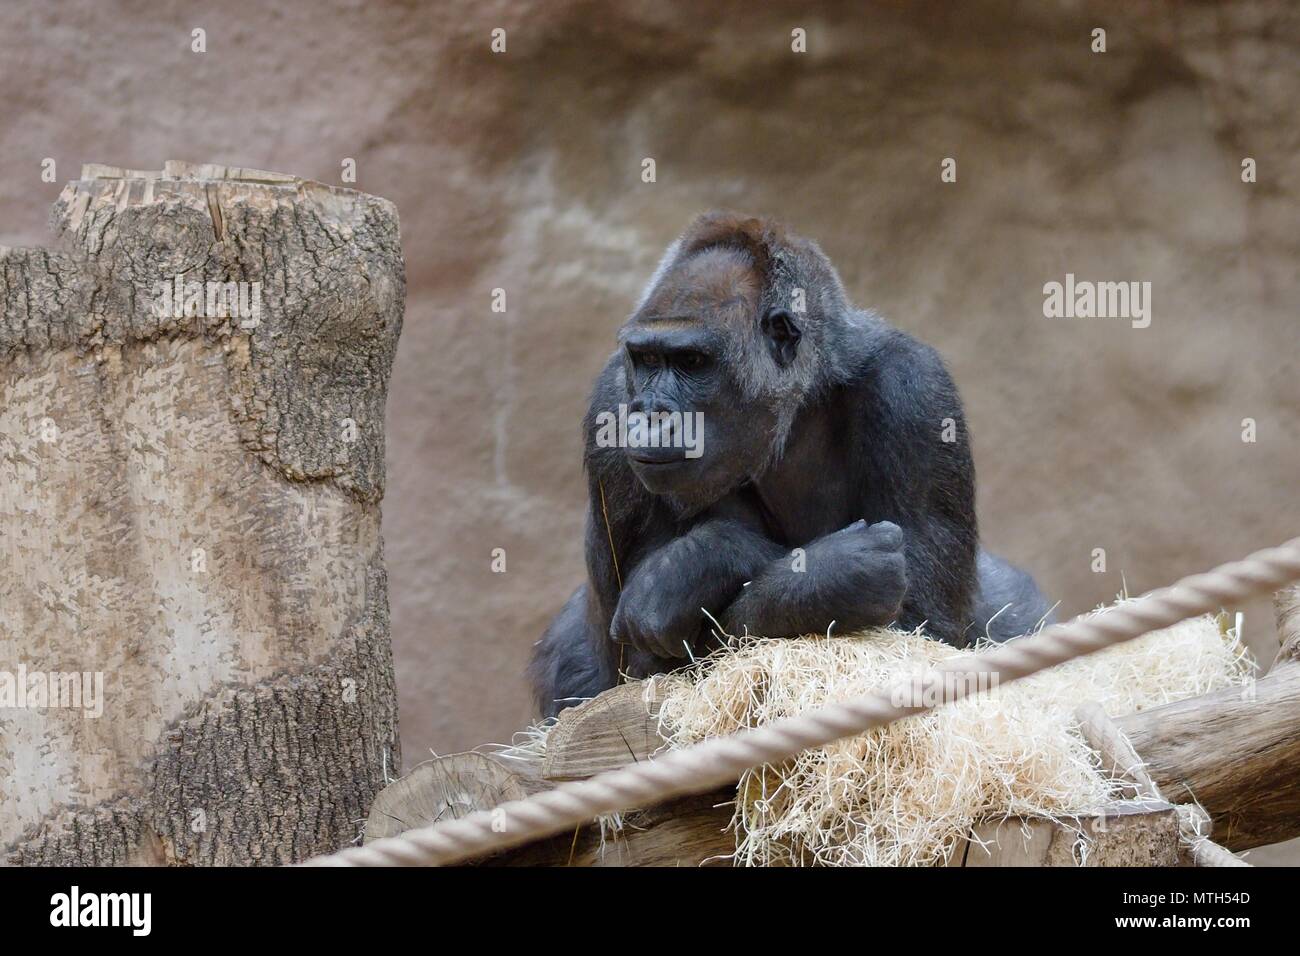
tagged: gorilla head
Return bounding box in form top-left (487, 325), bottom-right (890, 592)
top-left (609, 213), bottom-right (855, 513)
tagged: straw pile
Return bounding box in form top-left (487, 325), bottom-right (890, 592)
top-left (651, 609), bottom-right (1251, 866)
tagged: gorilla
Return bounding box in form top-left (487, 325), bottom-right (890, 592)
top-left (530, 213), bottom-right (1052, 717)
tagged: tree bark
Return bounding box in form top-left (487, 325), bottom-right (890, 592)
top-left (0, 161), bottom-right (404, 865)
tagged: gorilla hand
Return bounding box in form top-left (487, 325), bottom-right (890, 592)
top-left (721, 520), bottom-right (908, 638)
top-left (610, 514), bottom-right (785, 659)
top-left (807, 520), bottom-right (908, 628)
top-left (609, 565), bottom-right (707, 661)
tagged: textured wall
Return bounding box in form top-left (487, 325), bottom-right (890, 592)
top-left (1, 0), bottom-right (1296, 806)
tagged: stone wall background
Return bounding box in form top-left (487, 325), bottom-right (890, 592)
top-left (1, 0), bottom-right (1296, 856)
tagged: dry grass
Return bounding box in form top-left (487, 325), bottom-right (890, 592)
top-left (651, 608), bottom-right (1251, 866)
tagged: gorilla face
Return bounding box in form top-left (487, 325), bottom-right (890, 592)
top-left (619, 326), bottom-right (756, 497)
top-left (614, 247), bottom-right (791, 507)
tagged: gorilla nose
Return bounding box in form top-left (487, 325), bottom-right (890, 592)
top-left (629, 396), bottom-right (672, 415)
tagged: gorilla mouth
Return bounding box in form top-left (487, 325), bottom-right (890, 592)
top-left (629, 452), bottom-right (689, 466)
top-left (626, 447), bottom-right (691, 463)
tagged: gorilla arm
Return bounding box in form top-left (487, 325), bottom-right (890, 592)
top-left (609, 494), bottom-right (785, 659)
top-left (719, 519), bottom-right (908, 638)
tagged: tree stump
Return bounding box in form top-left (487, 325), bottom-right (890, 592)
top-left (0, 161), bottom-right (405, 865)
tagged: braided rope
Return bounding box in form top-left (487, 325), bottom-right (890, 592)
top-left (1075, 701), bottom-right (1162, 797)
top-left (307, 537), bottom-right (1300, 866)
top-left (1176, 805), bottom-right (1251, 867)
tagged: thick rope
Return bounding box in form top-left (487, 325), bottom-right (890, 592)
top-left (1074, 701), bottom-right (1164, 797)
top-left (1176, 806), bottom-right (1250, 867)
top-left (307, 536), bottom-right (1300, 866)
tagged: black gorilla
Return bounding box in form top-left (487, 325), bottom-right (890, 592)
top-left (530, 213), bottom-right (1051, 717)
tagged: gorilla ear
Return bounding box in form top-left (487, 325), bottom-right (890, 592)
top-left (760, 309), bottom-right (802, 367)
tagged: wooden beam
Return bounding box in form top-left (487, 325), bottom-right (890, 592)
top-left (1273, 584), bottom-right (1300, 668)
top-left (535, 663), bottom-right (1300, 854)
top-left (1116, 660), bottom-right (1300, 850)
top-left (368, 632), bottom-right (1300, 863)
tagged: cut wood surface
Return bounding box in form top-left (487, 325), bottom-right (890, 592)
top-left (365, 754), bottom-right (531, 843)
top-left (541, 680), bottom-right (667, 780)
top-left (960, 800), bottom-right (1183, 866)
top-left (1274, 584), bottom-right (1300, 667)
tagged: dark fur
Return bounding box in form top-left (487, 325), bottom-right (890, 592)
top-left (530, 213), bottom-right (1052, 717)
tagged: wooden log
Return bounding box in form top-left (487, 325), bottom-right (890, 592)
top-left (1, 162), bottom-right (405, 865)
top-left (541, 680), bottom-right (666, 780)
top-left (370, 747), bottom-right (1182, 866)
top-left (368, 689), bottom-right (1195, 867)
top-left (529, 661), bottom-right (1300, 859)
top-left (364, 754), bottom-right (532, 843)
top-left (497, 792), bottom-right (736, 867)
top-left (576, 794), bottom-right (735, 866)
top-left (495, 799), bottom-right (1179, 867)
top-left (370, 622), bottom-right (1300, 864)
top-left (372, 595), bottom-right (1300, 868)
top-left (535, 664), bottom-right (1300, 854)
top-left (1115, 659), bottom-right (1300, 850)
top-left (365, 749), bottom-right (735, 866)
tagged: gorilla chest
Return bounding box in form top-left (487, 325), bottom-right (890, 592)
top-left (752, 463), bottom-right (869, 546)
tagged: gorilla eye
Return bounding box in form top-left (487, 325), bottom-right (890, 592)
top-left (677, 351), bottom-right (710, 371)
top-left (638, 350), bottom-right (662, 368)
